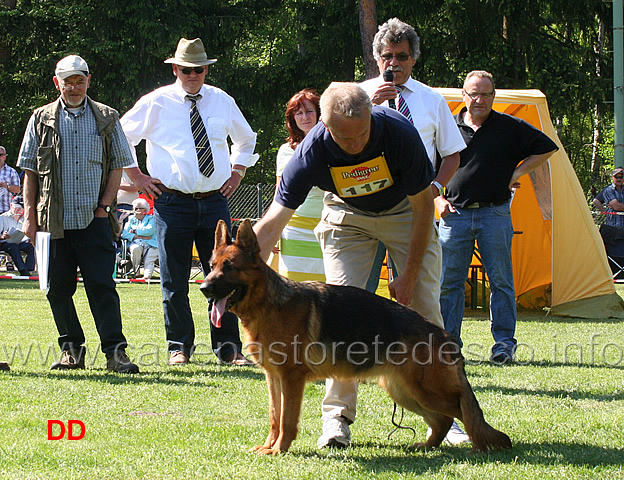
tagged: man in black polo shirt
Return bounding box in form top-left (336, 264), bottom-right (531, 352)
top-left (437, 70), bottom-right (558, 365)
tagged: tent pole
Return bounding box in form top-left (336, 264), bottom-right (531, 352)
top-left (615, 0), bottom-right (624, 167)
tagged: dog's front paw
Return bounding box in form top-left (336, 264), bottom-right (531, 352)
top-left (409, 441), bottom-right (433, 451)
top-left (250, 445), bottom-right (285, 455)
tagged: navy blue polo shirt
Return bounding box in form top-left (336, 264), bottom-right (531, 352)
top-left (276, 106), bottom-right (433, 213)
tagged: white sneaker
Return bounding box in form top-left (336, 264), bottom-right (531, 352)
top-left (445, 420), bottom-right (471, 445)
top-left (317, 416), bottom-right (351, 449)
top-left (426, 420), bottom-right (471, 445)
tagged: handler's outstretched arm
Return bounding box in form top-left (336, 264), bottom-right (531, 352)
top-left (253, 201), bottom-right (295, 262)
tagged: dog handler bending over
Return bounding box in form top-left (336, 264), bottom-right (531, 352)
top-left (254, 82), bottom-right (440, 449)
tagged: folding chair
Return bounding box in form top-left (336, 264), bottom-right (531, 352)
top-left (115, 239), bottom-right (133, 278)
top-left (599, 224), bottom-right (624, 282)
top-left (0, 252), bottom-right (11, 271)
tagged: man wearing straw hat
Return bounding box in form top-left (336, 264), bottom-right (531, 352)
top-left (122, 38), bottom-right (258, 366)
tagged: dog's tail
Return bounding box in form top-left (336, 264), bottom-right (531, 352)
top-left (458, 364), bottom-right (512, 452)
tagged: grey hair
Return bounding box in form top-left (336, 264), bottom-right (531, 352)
top-left (320, 82), bottom-right (372, 128)
top-left (132, 198), bottom-right (150, 211)
top-left (372, 18), bottom-right (421, 61)
top-left (464, 70), bottom-right (496, 90)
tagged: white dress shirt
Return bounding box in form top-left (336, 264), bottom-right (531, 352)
top-left (121, 82), bottom-right (258, 193)
top-left (360, 76), bottom-right (466, 163)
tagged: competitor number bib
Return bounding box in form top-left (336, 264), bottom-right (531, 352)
top-left (329, 155), bottom-right (394, 198)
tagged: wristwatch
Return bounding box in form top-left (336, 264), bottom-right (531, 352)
top-left (98, 204), bottom-right (112, 213)
top-left (431, 180), bottom-right (444, 196)
top-left (232, 168), bottom-right (246, 178)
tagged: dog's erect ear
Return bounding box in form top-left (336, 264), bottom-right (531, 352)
top-left (235, 219), bottom-right (261, 256)
top-left (214, 219), bottom-right (232, 248)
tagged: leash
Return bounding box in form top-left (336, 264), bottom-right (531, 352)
top-left (383, 253), bottom-right (416, 442)
top-left (387, 402), bottom-right (416, 441)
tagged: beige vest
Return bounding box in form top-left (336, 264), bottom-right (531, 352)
top-left (31, 97), bottom-right (121, 239)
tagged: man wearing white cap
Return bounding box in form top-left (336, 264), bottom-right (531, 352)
top-left (122, 38), bottom-right (258, 366)
top-left (17, 54), bottom-right (139, 373)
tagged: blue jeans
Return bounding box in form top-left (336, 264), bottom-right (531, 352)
top-left (154, 192), bottom-right (242, 360)
top-left (0, 240), bottom-right (35, 272)
top-left (439, 202), bottom-right (517, 355)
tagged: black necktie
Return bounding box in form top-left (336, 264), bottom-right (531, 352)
top-left (186, 94), bottom-right (214, 177)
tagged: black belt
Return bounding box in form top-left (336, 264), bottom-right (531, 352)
top-left (465, 200), bottom-right (508, 209)
top-left (157, 184), bottom-right (218, 199)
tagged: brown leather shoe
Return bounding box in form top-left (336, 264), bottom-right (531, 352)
top-left (50, 350), bottom-right (86, 370)
top-left (168, 350), bottom-right (189, 366)
top-left (222, 352), bottom-right (254, 366)
top-left (106, 351), bottom-right (139, 374)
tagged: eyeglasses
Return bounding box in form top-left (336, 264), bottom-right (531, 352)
top-left (133, 207), bottom-right (147, 212)
top-left (180, 66), bottom-right (206, 75)
top-left (464, 90), bottom-right (495, 100)
top-left (614, 175), bottom-right (623, 179)
top-left (380, 53), bottom-right (411, 62)
top-left (60, 82), bottom-right (87, 91)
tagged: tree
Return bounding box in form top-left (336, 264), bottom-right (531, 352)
top-left (358, 0), bottom-right (378, 79)
top-left (0, 0), bottom-right (617, 197)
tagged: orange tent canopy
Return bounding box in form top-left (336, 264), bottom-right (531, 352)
top-left (435, 88), bottom-right (624, 317)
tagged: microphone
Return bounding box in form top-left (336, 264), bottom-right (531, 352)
top-left (383, 69), bottom-right (396, 109)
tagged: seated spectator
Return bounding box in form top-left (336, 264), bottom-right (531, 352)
top-left (0, 195), bottom-right (35, 276)
top-left (0, 146), bottom-right (21, 215)
top-left (138, 192), bottom-right (154, 214)
top-left (596, 168), bottom-right (624, 277)
top-left (594, 168), bottom-right (624, 224)
top-left (121, 198), bottom-right (158, 279)
top-left (117, 170), bottom-right (139, 227)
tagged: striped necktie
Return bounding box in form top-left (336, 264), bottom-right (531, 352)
top-left (396, 86), bottom-right (413, 124)
top-left (186, 94), bottom-right (214, 177)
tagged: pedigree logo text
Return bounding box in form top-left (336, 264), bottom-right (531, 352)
top-left (341, 164), bottom-right (380, 182)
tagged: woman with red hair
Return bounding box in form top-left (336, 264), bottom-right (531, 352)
top-left (274, 89), bottom-right (325, 281)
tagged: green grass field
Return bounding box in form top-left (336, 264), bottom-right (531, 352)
top-left (1, 279), bottom-right (623, 479)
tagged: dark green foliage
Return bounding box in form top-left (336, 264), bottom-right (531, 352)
top-left (0, 0), bottom-right (617, 194)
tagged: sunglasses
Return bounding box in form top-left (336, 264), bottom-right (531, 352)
top-left (180, 66), bottom-right (206, 75)
top-left (380, 53), bottom-right (411, 62)
top-left (614, 175), bottom-right (623, 179)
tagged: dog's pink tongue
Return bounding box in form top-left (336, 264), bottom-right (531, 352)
top-left (210, 297), bottom-right (229, 328)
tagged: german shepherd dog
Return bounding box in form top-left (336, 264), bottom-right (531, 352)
top-left (201, 219), bottom-right (512, 455)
